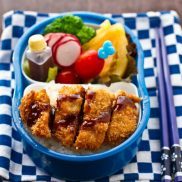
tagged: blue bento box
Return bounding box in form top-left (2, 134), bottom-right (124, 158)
top-left (12, 12), bottom-right (150, 181)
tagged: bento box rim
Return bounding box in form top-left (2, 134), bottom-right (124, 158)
top-left (12, 11), bottom-right (150, 162)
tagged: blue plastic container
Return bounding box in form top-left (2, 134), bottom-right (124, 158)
top-left (12, 12), bottom-right (150, 181)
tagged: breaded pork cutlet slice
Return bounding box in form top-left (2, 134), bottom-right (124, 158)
top-left (74, 87), bottom-right (114, 150)
top-left (106, 91), bottom-right (141, 145)
top-left (19, 89), bottom-right (51, 138)
top-left (54, 85), bottom-right (85, 147)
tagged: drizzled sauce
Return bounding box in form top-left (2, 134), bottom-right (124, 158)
top-left (114, 96), bottom-right (136, 111)
top-left (81, 111), bottom-right (111, 129)
top-left (54, 92), bottom-right (84, 131)
top-left (86, 91), bottom-right (95, 100)
top-left (85, 91), bottom-right (95, 112)
top-left (54, 115), bottom-right (77, 129)
top-left (58, 94), bottom-right (81, 101)
top-left (57, 94), bottom-right (81, 107)
top-left (27, 101), bottom-right (49, 127)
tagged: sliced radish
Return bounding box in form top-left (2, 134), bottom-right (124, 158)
top-left (46, 33), bottom-right (81, 67)
top-left (48, 33), bottom-right (66, 47)
top-left (52, 35), bottom-right (79, 55)
top-left (60, 35), bottom-right (75, 42)
top-left (51, 34), bottom-right (77, 54)
top-left (67, 34), bottom-right (80, 42)
top-left (53, 39), bottom-right (81, 67)
top-left (44, 33), bottom-right (79, 48)
top-left (44, 33), bottom-right (53, 44)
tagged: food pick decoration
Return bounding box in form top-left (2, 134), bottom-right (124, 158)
top-left (98, 40), bottom-right (115, 59)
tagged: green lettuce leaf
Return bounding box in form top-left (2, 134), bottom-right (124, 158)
top-left (23, 58), bottom-right (30, 77)
top-left (46, 67), bottom-right (58, 82)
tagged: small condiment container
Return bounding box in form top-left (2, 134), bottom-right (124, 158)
top-left (26, 34), bottom-right (53, 82)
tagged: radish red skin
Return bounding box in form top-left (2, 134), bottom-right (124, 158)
top-left (44, 33), bottom-right (82, 68)
top-left (52, 34), bottom-right (67, 62)
top-left (75, 50), bottom-right (104, 81)
top-left (53, 37), bottom-right (81, 67)
top-left (53, 40), bottom-right (80, 67)
top-left (55, 69), bottom-right (80, 84)
top-left (44, 33), bottom-right (53, 44)
top-left (44, 33), bottom-right (65, 46)
top-left (48, 33), bottom-right (66, 47)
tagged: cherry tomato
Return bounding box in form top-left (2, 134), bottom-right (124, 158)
top-left (74, 50), bottom-right (104, 81)
top-left (55, 69), bottom-right (80, 84)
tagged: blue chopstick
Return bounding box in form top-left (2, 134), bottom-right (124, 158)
top-left (159, 27), bottom-right (182, 182)
top-left (156, 27), bottom-right (182, 182)
top-left (155, 28), bottom-right (172, 182)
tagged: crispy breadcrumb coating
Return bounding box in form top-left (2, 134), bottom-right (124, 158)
top-left (19, 89), bottom-right (51, 138)
top-left (19, 86), bottom-right (140, 151)
top-left (74, 87), bottom-right (114, 150)
top-left (106, 90), bottom-right (140, 145)
top-left (54, 85), bottom-right (85, 147)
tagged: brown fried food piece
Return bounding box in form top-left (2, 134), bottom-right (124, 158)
top-left (54, 85), bottom-right (85, 147)
top-left (19, 89), bottom-right (51, 138)
top-left (74, 87), bottom-right (114, 150)
top-left (106, 90), bottom-right (140, 145)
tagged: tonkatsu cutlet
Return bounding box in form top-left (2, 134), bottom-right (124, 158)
top-left (54, 85), bottom-right (85, 147)
top-left (106, 91), bottom-right (140, 145)
top-left (74, 87), bottom-right (114, 150)
top-left (19, 89), bottom-right (51, 138)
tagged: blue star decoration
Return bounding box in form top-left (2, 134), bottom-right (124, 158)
top-left (98, 40), bottom-right (115, 59)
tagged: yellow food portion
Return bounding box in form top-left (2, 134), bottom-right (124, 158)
top-left (83, 20), bottom-right (129, 80)
top-left (29, 34), bottom-right (47, 52)
top-left (96, 19), bottom-right (111, 35)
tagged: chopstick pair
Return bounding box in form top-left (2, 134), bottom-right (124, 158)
top-left (155, 28), bottom-right (182, 182)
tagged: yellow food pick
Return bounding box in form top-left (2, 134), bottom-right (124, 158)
top-left (28, 34), bottom-right (47, 52)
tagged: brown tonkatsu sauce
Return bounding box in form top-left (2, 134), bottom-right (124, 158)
top-left (57, 94), bottom-right (83, 108)
top-left (85, 91), bottom-right (95, 112)
top-left (54, 115), bottom-right (77, 129)
top-left (27, 101), bottom-right (50, 127)
top-left (29, 57), bottom-right (54, 82)
top-left (114, 96), bottom-right (136, 111)
top-left (54, 93), bottom-right (84, 131)
top-left (86, 90), bottom-right (95, 100)
top-left (81, 111), bottom-right (111, 129)
top-left (57, 94), bottom-right (81, 103)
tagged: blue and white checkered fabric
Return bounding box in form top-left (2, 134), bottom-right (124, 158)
top-left (0, 10), bottom-right (182, 181)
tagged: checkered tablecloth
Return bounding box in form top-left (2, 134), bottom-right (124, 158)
top-left (0, 10), bottom-right (182, 181)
